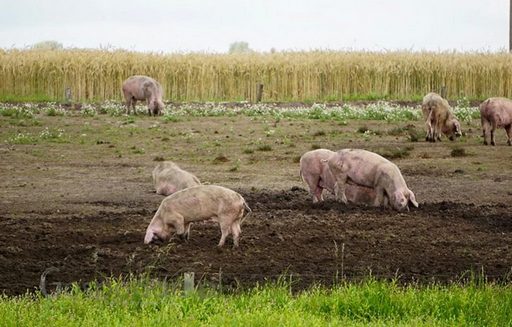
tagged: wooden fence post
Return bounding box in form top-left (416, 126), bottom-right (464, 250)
top-left (256, 83), bottom-right (264, 103)
top-left (184, 272), bottom-right (195, 295)
top-left (440, 85), bottom-right (447, 99)
top-left (64, 87), bottom-right (72, 103)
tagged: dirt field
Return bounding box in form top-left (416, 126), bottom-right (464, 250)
top-left (1, 105), bottom-right (511, 295)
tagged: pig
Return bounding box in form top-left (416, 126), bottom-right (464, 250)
top-left (299, 149), bottom-right (382, 206)
top-left (152, 161), bottom-right (201, 196)
top-left (144, 185), bottom-right (251, 247)
top-left (421, 92), bottom-right (462, 142)
top-left (327, 149), bottom-right (418, 211)
top-left (479, 97), bottom-right (512, 146)
top-left (122, 75), bottom-right (164, 116)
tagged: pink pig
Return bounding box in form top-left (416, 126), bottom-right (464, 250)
top-left (299, 149), bottom-right (380, 205)
top-left (480, 97), bottom-right (512, 146)
top-left (152, 161), bottom-right (201, 196)
top-left (327, 149), bottom-right (418, 211)
top-left (144, 185), bottom-right (251, 247)
top-left (122, 75), bottom-right (164, 116)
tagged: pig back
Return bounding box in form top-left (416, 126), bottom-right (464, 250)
top-left (335, 149), bottom-right (390, 186)
top-left (482, 98), bottom-right (512, 126)
top-left (161, 185), bottom-right (244, 222)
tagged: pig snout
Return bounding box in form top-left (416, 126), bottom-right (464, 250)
top-left (144, 228), bottom-right (163, 244)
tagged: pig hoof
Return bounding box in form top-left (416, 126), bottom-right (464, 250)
top-left (483, 141), bottom-right (488, 145)
top-left (491, 141), bottom-right (496, 146)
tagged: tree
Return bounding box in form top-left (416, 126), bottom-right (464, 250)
top-left (228, 41), bottom-right (253, 54)
top-left (31, 40), bottom-right (63, 50)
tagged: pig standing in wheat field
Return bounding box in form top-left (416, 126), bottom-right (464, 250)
top-left (479, 97), bottom-right (512, 146)
top-left (122, 75), bottom-right (164, 116)
top-left (152, 161), bottom-right (201, 196)
top-left (421, 92), bottom-right (462, 142)
top-left (144, 185), bottom-right (251, 248)
top-left (327, 149), bottom-right (418, 211)
top-left (299, 149), bottom-right (380, 205)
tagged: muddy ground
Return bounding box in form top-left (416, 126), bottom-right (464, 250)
top-left (0, 106), bottom-right (511, 295)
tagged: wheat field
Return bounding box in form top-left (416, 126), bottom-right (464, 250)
top-left (0, 49), bottom-right (511, 102)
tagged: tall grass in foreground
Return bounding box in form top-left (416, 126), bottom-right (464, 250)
top-left (1, 278), bottom-right (511, 326)
top-left (1, 49), bottom-right (512, 102)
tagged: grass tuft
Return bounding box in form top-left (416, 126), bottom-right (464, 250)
top-left (213, 155), bottom-right (230, 164)
top-left (256, 144), bottom-right (272, 152)
top-left (451, 147), bottom-right (467, 157)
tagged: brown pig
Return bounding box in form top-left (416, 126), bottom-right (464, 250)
top-left (327, 149), bottom-right (418, 211)
top-left (122, 75), bottom-right (164, 116)
top-left (479, 97), bottom-right (512, 146)
top-left (421, 92), bottom-right (462, 142)
top-left (152, 161), bottom-right (201, 196)
top-left (299, 149), bottom-right (381, 206)
top-left (144, 185), bottom-right (251, 247)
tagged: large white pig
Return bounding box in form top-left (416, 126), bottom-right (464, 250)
top-left (479, 97), bottom-right (512, 146)
top-left (144, 185), bottom-right (251, 247)
top-left (327, 149), bottom-right (418, 211)
top-left (152, 161), bottom-right (201, 196)
top-left (122, 75), bottom-right (164, 116)
top-left (299, 149), bottom-right (381, 205)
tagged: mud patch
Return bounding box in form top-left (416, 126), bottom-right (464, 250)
top-left (1, 189), bottom-right (511, 295)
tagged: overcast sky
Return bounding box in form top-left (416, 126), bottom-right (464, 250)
top-left (0, 0), bottom-right (508, 53)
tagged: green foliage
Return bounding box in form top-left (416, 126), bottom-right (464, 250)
top-left (256, 144), bottom-right (273, 152)
top-left (45, 106), bottom-right (66, 116)
top-left (163, 112), bottom-right (180, 122)
top-left (1, 277), bottom-right (511, 326)
top-left (6, 132), bottom-right (37, 144)
top-left (99, 100), bottom-right (124, 117)
top-left (80, 105), bottom-right (97, 117)
top-left (228, 41), bottom-right (254, 54)
top-left (0, 94), bottom-right (54, 103)
top-left (31, 40), bottom-right (63, 50)
top-left (378, 146), bottom-right (414, 159)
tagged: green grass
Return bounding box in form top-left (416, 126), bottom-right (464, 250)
top-left (0, 101), bottom-right (482, 123)
top-left (0, 94), bottom-right (54, 103)
top-left (1, 277), bottom-right (511, 326)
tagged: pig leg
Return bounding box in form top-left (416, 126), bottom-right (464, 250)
top-left (490, 123), bottom-right (497, 146)
top-left (425, 121), bottom-right (432, 142)
top-left (231, 221), bottom-right (241, 248)
top-left (373, 186), bottom-right (385, 207)
top-left (314, 187), bottom-right (324, 203)
top-left (303, 174), bottom-right (322, 203)
top-left (217, 218), bottom-right (232, 247)
top-left (425, 110), bottom-right (435, 142)
top-left (146, 98), bottom-right (152, 116)
top-left (183, 223), bottom-right (192, 240)
top-left (130, 99), bottom-right (137, 115)
top-left (333, 175), bottom-right (348, 204)
top-left (125, 98), bottom-right (132, 115)
top-left (505, 124), bottom-right (512, 146)
top-left (481, 117), bottom-right (490, 145)
top-left (169, 213), bottom-right (185, 236)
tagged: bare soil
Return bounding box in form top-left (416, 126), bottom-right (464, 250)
top-left (0, 108), bottom-right (511, 295)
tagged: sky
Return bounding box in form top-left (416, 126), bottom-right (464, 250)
top-left (0, 0), bottom-right (508, 53)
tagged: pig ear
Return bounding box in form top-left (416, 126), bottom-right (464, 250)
top-left (408, 190), bottom-right (419, 208)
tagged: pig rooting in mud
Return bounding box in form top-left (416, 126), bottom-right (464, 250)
top-left (144, 185), bottom-right (251, 248)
